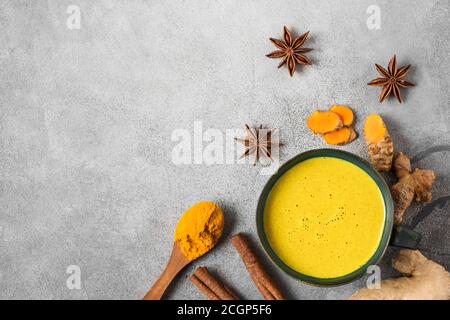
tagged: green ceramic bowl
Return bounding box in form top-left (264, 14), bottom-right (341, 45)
top-left (256, 149), bottom-right (395, 286)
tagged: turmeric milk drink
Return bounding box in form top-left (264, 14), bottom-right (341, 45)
top-left (264, 157), bottom-right (385, 278)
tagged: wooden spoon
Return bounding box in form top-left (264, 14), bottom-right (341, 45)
top-left (143, 242), bottom-right (190, 300)
top-left (143, 201), bottom-right (224, 300)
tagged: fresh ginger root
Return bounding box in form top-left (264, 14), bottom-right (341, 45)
top-left (350, 249), bottom-right (450, 300)
top-left (307, 105), bottom-right (357, 145)
top-left (324, 127), bottom-right (357, 145)
top-left (364, 114), bottom-right (394, 172)
top-left (391, 152), bottom-right (436, 224)
top-left (306, 110), bottom-right (343, 134)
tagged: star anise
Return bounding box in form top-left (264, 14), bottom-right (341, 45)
top-left (266, 26), bottom-right (312, 77)
top-left (368, 55), bottom-right (415, 103)
top-left (235, 124), bottom-right (279, 165)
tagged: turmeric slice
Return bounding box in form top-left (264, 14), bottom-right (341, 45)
top-left (363, 114), bottom-right (394, 172)
top-left (306, 111), bottom-right (343, 134)
top-left (307, 106), bottom-right (357, 146)
top-left (329, 105), bottom-right (354, 126)
top-left (323, 127), bottom-right (357, 145)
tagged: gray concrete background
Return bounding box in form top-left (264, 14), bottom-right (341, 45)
top-left (0, 0), bottom-right (449, 300)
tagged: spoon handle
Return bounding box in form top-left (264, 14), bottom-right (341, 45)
top-left (143, 265), bottom-right (178, 300)
top-left (143, 243), bottom-right (189, 300)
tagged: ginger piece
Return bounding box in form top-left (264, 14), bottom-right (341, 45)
top-left (323, 127), bottom-right (357, 145)
top-left (349, 249), bottom-right (450, 300)
top-left (364, 114), bottom-right (394, 172)
top-left (329, 105), bottom-right (354, 126)
top-left (391, 152), bottom-right (436, 224)
top-left (306, 110), bottom-right (343, 134)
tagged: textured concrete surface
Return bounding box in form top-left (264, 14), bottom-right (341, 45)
top-left (0, 0), bottom-right (449, 300)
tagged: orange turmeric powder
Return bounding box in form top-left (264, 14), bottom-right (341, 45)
top-left (174, 201), bottom-right (224, 261)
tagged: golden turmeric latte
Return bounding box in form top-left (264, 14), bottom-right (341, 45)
top-left (264, 157), bottom-right (385, 278)
top-left (174, 201), bottom-right (224, 261)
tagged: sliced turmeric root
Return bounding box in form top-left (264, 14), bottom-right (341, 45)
top-left (364, 114), bottom-right (388, 143)
top-left (307, 106), bottom-right (357, 146)
top-left (364, 114), bottom-right (394, 172)
top-left (323, 127), bottom-right (357, 145)
top-left (329, 105), bottom-right (354, 126)
top-left (306, 111), bottom-right (343, 134)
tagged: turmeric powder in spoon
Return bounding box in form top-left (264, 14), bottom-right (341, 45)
top-left (175, 201), bottom-right (224, 260)
top-left (144, 201), bottom-right (224, 299)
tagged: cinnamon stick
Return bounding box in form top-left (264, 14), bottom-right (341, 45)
top-left (230, 233), bottom-right (285, 300)
top-left (190, 266), bottom-right (240, 300)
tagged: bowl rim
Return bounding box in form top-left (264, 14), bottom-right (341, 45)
top-left (256, 148), bottom-right (394, 286)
